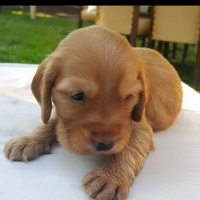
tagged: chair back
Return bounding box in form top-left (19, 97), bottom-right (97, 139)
top-left (151, 6), bottom-right (200, 44)
top-left (95, 6), bottom-right (135, 35)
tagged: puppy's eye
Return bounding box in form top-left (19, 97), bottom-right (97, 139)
top-left (125, 94), bottom-right (132, 101)
top-left (71, 93), bottom-right (84, 101)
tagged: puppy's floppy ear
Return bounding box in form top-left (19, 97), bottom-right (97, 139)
top-left (31, 55), bottom-right (56, 124)
top-left (131, 71), bottom-right (147, 122)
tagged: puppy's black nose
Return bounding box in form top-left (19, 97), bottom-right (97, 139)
top-left (94, 141), bottom-right (114, 151)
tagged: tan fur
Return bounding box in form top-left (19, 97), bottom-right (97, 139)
top-left (4, 25), bottom-right (183, 200)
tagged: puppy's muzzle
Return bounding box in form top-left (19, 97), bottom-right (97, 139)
top-left (84, 122), bottom-right (123, 151)
top-left (94, 141), bottom-right (114, 151)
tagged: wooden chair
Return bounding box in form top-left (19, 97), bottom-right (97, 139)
top-left (149, 6), bottom-right (200, 89)
top-left (95, 6), bottom-right (139, 46)
top-left (78, 6), bottom-right (151, 47)
top-left (78, 6), bottom-right (97, 28)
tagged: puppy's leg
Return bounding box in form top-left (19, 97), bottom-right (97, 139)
top-left (82, 120), bottom-right (154, 200)
top-left (4, 115), bottom-right (57, 162)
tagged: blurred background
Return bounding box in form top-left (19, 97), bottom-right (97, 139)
top-left (0, 5), bottom-right (199, 91)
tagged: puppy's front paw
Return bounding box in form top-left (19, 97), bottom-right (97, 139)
top-left (82, 167), bottom-right (130, 200)
top-left (4, 136), bottom-right (51, 161)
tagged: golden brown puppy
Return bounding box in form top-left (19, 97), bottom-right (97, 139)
top-left (4, 25), bottom-right (183, 200)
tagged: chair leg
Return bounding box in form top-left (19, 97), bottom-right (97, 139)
top-left (78, 6), bottom-right (83, 28)
top-left (182, 44), bottom-right (188, 63)
top-left (141, 36), bottom-right (146, 47)
top-left (126, 35), bottom-right (130, 41)
top-left (193, 44), bottom-right (200, 90)
top-left (164, 42), bottom-right (169, 59)
top-left (129, 35), bottom-right (136, 47)
top-left (78, 19), bottom-right (83, 28)
top-left (157, 41), bottom-right (163, 53)
top-left (148, 6), bottom-right (155, 49)
top-left (149, 39), bottom-right (155, 49)
top-left (172, 43), bottom-right (177, 59)
top-left (129, 6), bottom-right (139, 47)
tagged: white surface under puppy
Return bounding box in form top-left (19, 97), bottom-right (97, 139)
top-left (0, 63), bottom-right (200, 200)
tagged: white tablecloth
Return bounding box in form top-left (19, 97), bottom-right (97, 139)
top-left (0, 63), bottom-right (200, 200)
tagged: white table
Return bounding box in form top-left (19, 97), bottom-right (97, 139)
top-left (0, 63), bottom-right (200, 200)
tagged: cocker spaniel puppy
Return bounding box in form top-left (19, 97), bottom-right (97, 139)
top-left (4, 25), bottom-right (183, 200)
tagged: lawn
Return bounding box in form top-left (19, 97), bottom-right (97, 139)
top-left (0, 9), bottom-right (81, 63)
top-left (0, 8), bottom-right (199, 91)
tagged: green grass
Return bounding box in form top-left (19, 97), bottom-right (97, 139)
top-left (0, 9), bottom-right (93, 63)
top-left (0, 8), bottom-right (199, 91)
top-left (0, 10), bottom-right (75, 63)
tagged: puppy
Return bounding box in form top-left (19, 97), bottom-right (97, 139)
top-left (4, 25), bottom-right (183, 200)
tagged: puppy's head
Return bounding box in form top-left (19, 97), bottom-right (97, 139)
top-left (32, 25), bottom-right (146, 155)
